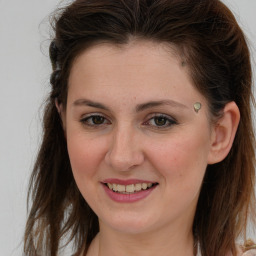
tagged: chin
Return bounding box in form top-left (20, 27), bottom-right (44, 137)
top-left (99, 211), bottom-right (161, 234)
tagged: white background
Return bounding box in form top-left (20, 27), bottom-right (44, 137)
top-left (0, 0), bottom-right (255, 255)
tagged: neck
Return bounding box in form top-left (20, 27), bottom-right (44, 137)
top-left (87, 222), bottom-right (195, 256)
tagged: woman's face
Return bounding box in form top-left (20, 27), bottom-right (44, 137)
top-left (64, 41), bottom-right (215, 235)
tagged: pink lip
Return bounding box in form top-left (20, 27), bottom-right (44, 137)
top-left (101, 181), bottom-right (158, 203)
top-left (102, 178), bottom-right (156, 185)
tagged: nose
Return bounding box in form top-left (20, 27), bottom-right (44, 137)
top-left (104, 125), bottom-right (144, 172)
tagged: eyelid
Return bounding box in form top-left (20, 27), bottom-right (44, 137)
top-left (145, 112), bottom-right (177, 122)
top-left (143, 113), bottom-right (177, 128)
top-left (79, 112), bottom-right (177, 129)
top-left (80, 113), bottom-right (111, 126)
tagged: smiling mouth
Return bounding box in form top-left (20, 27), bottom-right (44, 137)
top-left (104, 183), bottom-right (158, 194)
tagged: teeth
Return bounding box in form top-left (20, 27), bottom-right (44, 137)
top-left (126, 184), bottom-right (135, 193)
top-left (107, 183), bottom-right (113, 190)
top-left (117, 184), bottom-right (125, 192)
top-left (135, 183), bottom-right (141, 191)
top-left (106, 182), bottom-right (154, 193)
top-left (113, 184), bottom-right (117, 191)
top-left (142, 183), bottom-right (147, 190)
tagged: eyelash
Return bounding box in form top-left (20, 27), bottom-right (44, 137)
top-left (80, 114), bottom-right (110, 127)
top-left (80, 113), bottom-right (177, 129)
top-left (143, 114), bottom-right (177, 129)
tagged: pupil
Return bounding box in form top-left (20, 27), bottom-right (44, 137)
top-left (155, 117), bottom-right (166, 126)
top-left (93, 116), bottom-right (104, 124)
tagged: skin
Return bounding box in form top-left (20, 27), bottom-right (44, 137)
top-left (59, 40), bottom-right (240, 256)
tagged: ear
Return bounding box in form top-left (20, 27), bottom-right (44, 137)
top-left (55, 98), bottom-right (66, 131)
top-left (207, 101), bottom-right (240, 164)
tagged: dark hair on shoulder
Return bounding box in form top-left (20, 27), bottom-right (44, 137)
top-left (24, 1), bottom-right (256, 255)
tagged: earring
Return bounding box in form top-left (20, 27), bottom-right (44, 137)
top-left (194, 102), bottom-right (201, 113)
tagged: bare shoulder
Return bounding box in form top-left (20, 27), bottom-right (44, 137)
top-left (236, 243), bottom-right (256, 256)
top-left (240, 249), bottom-right (256, 256)
top-left (241, 240), bottom-right (256, 256)
top-left (227, 243), bottom-right (256, 256)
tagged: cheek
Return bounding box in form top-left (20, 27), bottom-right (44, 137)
top-left (146, 130), bottom-right (210, 188)
top-left (66, 131), bottom-right (107, 182)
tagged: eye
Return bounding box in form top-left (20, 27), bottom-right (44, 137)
top-left (143, 114), bottom-right (177, 129)
top-left (80, 114), bottom-right (110, 127)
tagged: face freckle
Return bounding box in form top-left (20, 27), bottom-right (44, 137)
top-left (65, 40), bottom-right (214, 236)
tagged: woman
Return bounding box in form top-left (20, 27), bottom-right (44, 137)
top-left (24, 0), bottom-right (256, 255)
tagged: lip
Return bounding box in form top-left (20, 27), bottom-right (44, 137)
top-left (102, 178), bottom-right (156, 185)
top-left (101, 179), bottom-right (158, 203)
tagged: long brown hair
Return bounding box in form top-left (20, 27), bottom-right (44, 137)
top-left (24, 0), bottom-right (256, 255)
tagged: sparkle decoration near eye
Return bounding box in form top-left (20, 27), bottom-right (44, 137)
top-left (143, 114), bottom-right (177, 129)
top-left (193, 102), bottom-right (202, 113)
top-left (80, 114), bottom-right (110, 127)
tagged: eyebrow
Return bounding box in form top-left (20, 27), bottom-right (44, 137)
top-left (72, 99), bottom-right (189, 112)
top-left (135, 100), bottom-right (189, 112)
top-left (73, 99), bottom-right (109, 111)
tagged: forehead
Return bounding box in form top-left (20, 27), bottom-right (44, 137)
top-left (67, 40), bottom-right (206, 111)
top-left (70, 40), bottom-right (183, 70)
